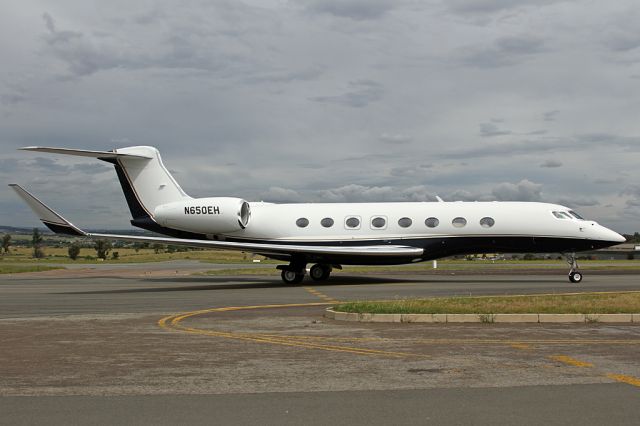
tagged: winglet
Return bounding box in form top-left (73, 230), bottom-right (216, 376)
top-left (8, 184), bottom-right (86, 236)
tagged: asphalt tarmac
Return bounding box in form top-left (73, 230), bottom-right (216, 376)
top-left (1, 265), bottom-right (639, 425)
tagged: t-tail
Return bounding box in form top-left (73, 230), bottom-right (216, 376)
top-left (19, 146), bottom-right (191, 232)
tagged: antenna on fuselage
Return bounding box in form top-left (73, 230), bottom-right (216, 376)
top-left (435, 195), bottom-right (444, 202)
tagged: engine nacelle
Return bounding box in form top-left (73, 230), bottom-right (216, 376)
top-left (154, 197), bottom-right (251, 234)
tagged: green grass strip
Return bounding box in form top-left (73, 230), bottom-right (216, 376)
top-left (334, 292), bottom-right (640, 314)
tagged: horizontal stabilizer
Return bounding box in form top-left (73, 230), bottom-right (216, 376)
top-left (20, 146), bottom-right (152, 159)
top-left (9, 184), bottom-right (86, 236)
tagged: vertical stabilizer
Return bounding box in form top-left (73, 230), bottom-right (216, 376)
top-left (104, 146), bottom-right (191, 219)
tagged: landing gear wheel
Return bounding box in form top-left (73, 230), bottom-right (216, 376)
top-left (563, 252), bottom-right (582, 284)
top-left (309, 264), bottom-right (331, 281)
top-left (281, 269), bottom-right (304, 284)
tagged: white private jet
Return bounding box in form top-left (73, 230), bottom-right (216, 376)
top-left (10, 146), bottom-right (625, 284)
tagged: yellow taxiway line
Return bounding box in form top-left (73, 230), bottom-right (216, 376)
top-left (158, 300), bottom-right (640, 385)
top-left (158, 302), bottom-right (423, 358)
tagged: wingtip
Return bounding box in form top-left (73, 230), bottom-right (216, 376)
top-left (8, 184), bottom-right (86, 237)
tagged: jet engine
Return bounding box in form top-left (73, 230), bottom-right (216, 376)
top-left (154, 197), bottom-right (251, 234)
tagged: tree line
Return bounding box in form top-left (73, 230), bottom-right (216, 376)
top-left (0, 229), bottom-right (189, 260)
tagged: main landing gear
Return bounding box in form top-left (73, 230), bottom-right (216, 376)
top-left (309, 264), bottom-right (332, 281)
top-left (277, 262), bottom-right (335, 284)
top-left (280, 269), bottom-right (305, 284)
top-left (564, 253), bottom-right (583, 283)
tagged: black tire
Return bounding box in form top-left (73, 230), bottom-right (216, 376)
top-left (569, 271), bottom-right (583, 283)
top-left (281, 269), bottom-right (304, 284)
top-left (309, 264), bottom-right (331, 281)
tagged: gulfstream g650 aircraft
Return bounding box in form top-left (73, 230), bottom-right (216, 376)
top-left (11, 146), bottom-right (625, 284)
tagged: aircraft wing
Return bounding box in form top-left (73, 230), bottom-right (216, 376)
top-left (9, 184), bottom-right (424, 259)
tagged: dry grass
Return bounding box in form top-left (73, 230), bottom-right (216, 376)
top-left (334, 292), bottom-right (640, 314)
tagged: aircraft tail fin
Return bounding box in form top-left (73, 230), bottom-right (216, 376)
top-left (20, 146), bottom-right (191, 221)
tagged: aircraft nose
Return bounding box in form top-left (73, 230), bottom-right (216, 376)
top-left (612, 231), bottom-right (627, 243)
top-left (601, 226), bottom-right (626, 243)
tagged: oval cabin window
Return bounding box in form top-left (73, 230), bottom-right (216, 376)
top-left (345, 217), bottom-right (360, 229)
top-left (398, 217), bottom-right (412, 228)
top-left (371, 217), bottom-right (386, 228)
top-left (425, 217), bottom-right (439, 228)
top-left (452, 217), bottom-right (467, 228)
top-left (321, 217), bottom-right (334, 228)
top-left (480, 217), bottom-right (495, 228)
top-left (296, 218), bottom-right (309, 228)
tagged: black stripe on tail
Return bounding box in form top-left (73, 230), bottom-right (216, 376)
top-left (99, 158), bottom-right (149, 220)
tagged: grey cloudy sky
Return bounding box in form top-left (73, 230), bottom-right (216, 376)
top-left (1, 0), bottom-right (639, 232)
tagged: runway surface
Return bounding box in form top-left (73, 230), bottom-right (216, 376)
top-left (1, 265), bottom-right (639, 425)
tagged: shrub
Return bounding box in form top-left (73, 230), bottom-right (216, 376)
top-left (68, 243), bottom-right (81, 260)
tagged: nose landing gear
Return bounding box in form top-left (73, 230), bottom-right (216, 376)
top-left (564, 253), bottom-right (583, 283)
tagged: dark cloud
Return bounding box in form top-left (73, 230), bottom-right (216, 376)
top-left (28, 157), bottom-right (69, 173)
top-left (304, 0), bottom-right (396, 20)
top-left (479, 122), bottom-right (511, 137)
top-left (540, 159), bottom-right (562, 168)
top-left (310, 80), bottom-right (383, 108)
top-left (460, 36), bottom-right (545, 68)
top-left (447, 0), bottom-right (564, 15)
top-left (543, 110), bottom-right (559, 121)
top-left (0, 88), bottom-right (27, 106)
top-left (622, 185), bottom-right (640, 209)
top-left (605, 32), bottom-right (640, 52)
top-left (555, 197), bottom-right (599, 207)
top-left (243, 68), bottom-right (324, 85)
top-left (444, 133), bottom-right (640, 159)
top-left (389, 164), bottom-right (433, 178)
top-left (42, 13), bottom-right (130, 76)
top-left (527, 130), bottom-right (548, 135)
top-left (70, 163), bottom-right (111, 174)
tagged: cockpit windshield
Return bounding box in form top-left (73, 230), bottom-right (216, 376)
top-left (552, 210), bottom-right (586, 220)
top-left (568, 210), bottom-right (585, 220)
top-left (552, 211), bottom-right (571, 219)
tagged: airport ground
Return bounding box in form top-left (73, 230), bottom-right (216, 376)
top-left (0, 262), bottom-right (639, 425)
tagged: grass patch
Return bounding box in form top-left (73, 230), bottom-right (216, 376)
top-left (0, 265), bottom-right (63, 274)
top-left (334, 292), bottom-right (640, 314)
